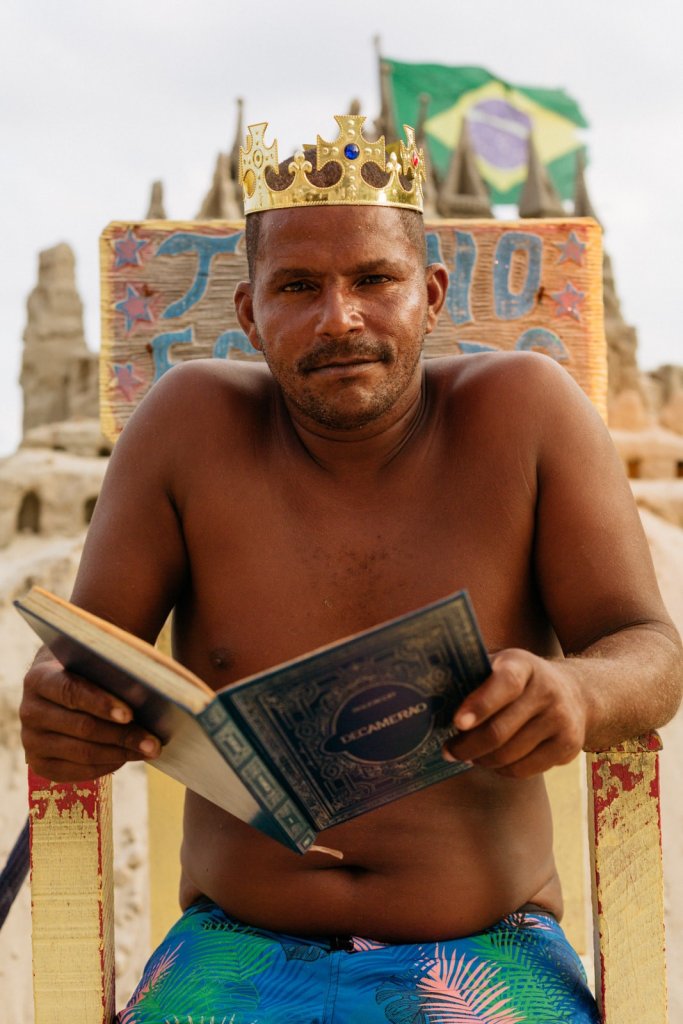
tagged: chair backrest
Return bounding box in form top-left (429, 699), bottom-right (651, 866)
top-left (27, 216), bottom-right (667, 1024)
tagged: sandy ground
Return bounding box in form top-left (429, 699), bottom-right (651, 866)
top-left (0, 504), bottom-right (681, 1019)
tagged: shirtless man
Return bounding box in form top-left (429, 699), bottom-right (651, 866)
top-left (21, 118), bottom-right (682, 1023)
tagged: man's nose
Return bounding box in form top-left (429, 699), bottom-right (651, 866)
top-left (315, 285), bottom-right (362, 338)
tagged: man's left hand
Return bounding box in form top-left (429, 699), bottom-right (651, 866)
top-left (443, 650), bottom-right (587, 778)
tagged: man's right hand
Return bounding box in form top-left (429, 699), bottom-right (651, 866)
top-left (20, 653), bottom-right (161, 780)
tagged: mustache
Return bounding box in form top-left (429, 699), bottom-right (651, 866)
top-left (297, 338), bottom-right (392, 373)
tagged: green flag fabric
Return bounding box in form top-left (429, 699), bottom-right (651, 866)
top-left (385, 59), bottom-right (588, 204)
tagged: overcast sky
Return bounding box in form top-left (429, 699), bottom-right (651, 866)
top-left (1, 0), bottom-right (681, 456)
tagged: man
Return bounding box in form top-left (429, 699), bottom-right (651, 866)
top-left (21, 116), bottom-right (682, 1023)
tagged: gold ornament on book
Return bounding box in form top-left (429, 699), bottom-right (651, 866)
top-left (239, 115), bottom-right (426, 215)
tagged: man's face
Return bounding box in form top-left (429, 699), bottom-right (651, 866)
top-left (235, 205), bottom-right (446, 433)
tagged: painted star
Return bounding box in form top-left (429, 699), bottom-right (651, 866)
top-left (115, 285), bottom-right (153, 332)
top-left (111, 362), bottom-right (146, 402)
top-left (556, 231), bottom-right (587, 266)
top-left (551, 282), bottom-right (585, 322)
top-left (114, 229), bottom-right (148, 268)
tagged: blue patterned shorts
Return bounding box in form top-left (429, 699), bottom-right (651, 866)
top-left (116, 899), bottom-right (599, 1024)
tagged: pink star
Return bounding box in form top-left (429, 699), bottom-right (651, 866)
top-left (111, 363), bottom-right (146, 402)
top-left (114, 230), bottom-right (148, 268)
top-left (556, 231), bottom-right (587, 266)
top-left (115, 285), bottom-right (153, 332)
top-left (551, 282), bottom-right (585, 322)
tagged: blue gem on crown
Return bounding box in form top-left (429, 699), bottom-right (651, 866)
top-left (344, 143), bottom-right (360, 160)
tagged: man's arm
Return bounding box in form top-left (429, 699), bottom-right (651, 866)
top-left (20, 367), bottom-right (193, 780)
top-left (444, 354), bottom-right (683, 776)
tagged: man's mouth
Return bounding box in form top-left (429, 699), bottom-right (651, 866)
top-left (299, 343), bottom-right (390, 375)
top-left (304, 358), bottom-right (383, 378)
top-left (311, 356), bottom-right (377, 369)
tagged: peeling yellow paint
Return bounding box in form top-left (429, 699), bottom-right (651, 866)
top-left (587, 742), bottom-right (667, 1023)
top-left (30, 774), bottom-right (115, 1024)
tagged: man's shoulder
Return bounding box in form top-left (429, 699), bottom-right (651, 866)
top-left (425, 352), bottom-right (594, 454)
top-left (114, 360), bottom-right (277, 467)
top-left (133, 359), bottom-right (274, 426)
top-left (426, 350), bottom-right (573, 405)
top-left (156, 358), bottom-right (272, 400)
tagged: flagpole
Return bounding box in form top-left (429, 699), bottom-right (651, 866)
top-left (372, 35), bottom-right (396, 141)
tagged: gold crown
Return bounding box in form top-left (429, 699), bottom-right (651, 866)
top-left (239, 115), bottom-right (425, 215)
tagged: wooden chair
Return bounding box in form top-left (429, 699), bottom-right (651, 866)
top-left (27, 217), bottom-right (668, 1023)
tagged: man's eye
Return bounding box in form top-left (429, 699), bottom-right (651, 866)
top-left (359, 275), bottom-right (390, 286)
top-left (282, 281), bottom-right (312, 293)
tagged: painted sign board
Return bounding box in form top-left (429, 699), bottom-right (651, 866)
top-left (100, 218), bottom-right (605, 442)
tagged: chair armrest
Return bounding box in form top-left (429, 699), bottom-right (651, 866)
top-left (586, 732), bottom-right (667, 1024)
top-left (28, 771), bottom-right (115, 1024)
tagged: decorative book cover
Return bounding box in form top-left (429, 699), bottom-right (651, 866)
top-left (203, 590), bottom-right (491, 836)
top-left (17, 587), bottom-right (490, 854)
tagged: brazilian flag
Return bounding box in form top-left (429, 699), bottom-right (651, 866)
top-left (385, 60), bottom-right (588, 204)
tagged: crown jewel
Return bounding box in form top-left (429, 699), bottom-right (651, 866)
top-left (239, 115), bottom-right (425, 215)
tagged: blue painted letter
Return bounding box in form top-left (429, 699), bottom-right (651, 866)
top-left (515, 328), bottom-right (568, 362)
top-left (427, 230), bottom-right (477, 326)
top-left (213, 330), bottom-right (259, 358)
top-left (151, 327), bottom-right (194, 380)
top-left (158, 232), bottom-right (244, 319)
top-left (493, 232), bottom-right (542, 320)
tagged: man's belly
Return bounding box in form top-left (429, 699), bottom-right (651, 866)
top-left (180, 769), bottom-right (562, 942)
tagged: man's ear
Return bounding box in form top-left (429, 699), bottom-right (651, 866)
top-left (424, 263), bottom-right (449, 335)
top-left (233, 281), bottom-right (263, 351)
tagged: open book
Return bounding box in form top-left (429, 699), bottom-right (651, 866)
top-left (16, 587), bottom-right (490, 854)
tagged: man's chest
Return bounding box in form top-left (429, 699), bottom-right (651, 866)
top-left (176, 459), bottom-right (541, 687)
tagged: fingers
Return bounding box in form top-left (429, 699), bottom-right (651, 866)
top-left (444, 649), bottom-right (586, 778)
top-left (26, 744), bottom-right (146, 782)
top-left (33, 657), bottom-right (135, 723)
top-left (21, 657), bottom-right (161, 781)
top-left (492, 737), bottom-right (580, 779)
top-left (448, 714), bottom-right (582, 775)
top-left (454, 649), bottom-right (532, 731)
top-left (22, 699), bottom-right (161, 755)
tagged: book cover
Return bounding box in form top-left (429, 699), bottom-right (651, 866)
top-left (16, 588), bottom-right (490, 854)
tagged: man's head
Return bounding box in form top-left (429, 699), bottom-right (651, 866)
top-left (235, 203), bottom-right (447, 434)
top-left (234, 115), bottom-right (447, 434)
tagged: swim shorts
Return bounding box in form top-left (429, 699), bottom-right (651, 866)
top-left (116, 899), bottom-right (599, 1024)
